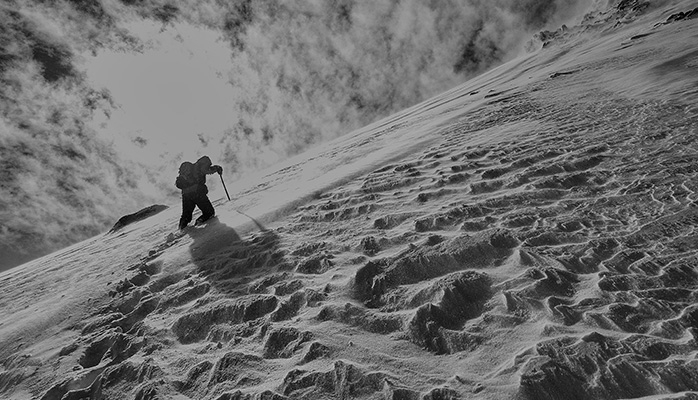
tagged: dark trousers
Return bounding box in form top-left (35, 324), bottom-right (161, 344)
top-left (179, 192), bottom-right (215, 229)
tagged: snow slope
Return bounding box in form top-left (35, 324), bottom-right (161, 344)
top-left (1, 1), bottom-right (698, 399)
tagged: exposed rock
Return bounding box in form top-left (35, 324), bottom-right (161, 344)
top-left (109, 205), bottom-right (169, 233)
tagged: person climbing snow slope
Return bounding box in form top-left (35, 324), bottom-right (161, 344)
top-left (175, 156), bottom-right (223, 230)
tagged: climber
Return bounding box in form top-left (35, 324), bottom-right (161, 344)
top-left (175, 156), bottom-right (223, 229)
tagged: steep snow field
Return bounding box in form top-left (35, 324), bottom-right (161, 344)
top-left (1, 1), bottom-right (698, 399)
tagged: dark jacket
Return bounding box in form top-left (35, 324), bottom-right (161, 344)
top-left (175, 156), bottom-right (220, 197)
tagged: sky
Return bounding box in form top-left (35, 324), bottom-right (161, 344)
top-left (0, 0), bottom-right (594, 270)
top-left (83, 19), bottom-right (239, 167)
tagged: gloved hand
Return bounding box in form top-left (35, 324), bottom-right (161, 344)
top-left (213, 165), bottom-right (223, 175)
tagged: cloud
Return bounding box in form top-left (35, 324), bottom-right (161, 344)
top-left (0, 4), bottom-right (158, 270)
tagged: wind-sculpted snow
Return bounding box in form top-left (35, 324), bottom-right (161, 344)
top-left (2, 2), bottom-right (698, 399)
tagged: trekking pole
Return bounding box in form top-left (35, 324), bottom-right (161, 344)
top-left (219, 173), bottom-right (231, 201)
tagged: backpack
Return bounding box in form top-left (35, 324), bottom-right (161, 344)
top-left (175, 162), bottom-right (196, 191)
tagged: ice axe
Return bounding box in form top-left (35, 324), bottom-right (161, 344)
top-left (219, 173), bottom-right (230, 201)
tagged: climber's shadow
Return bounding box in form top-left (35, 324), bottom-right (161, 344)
top-left (185, 215), bottom-right (281, 295)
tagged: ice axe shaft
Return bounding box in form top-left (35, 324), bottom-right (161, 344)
top-left (219, 174), bottom-right (230, 201)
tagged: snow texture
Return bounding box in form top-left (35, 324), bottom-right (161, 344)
top-left (2, 1), bottom-right (698, 399)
